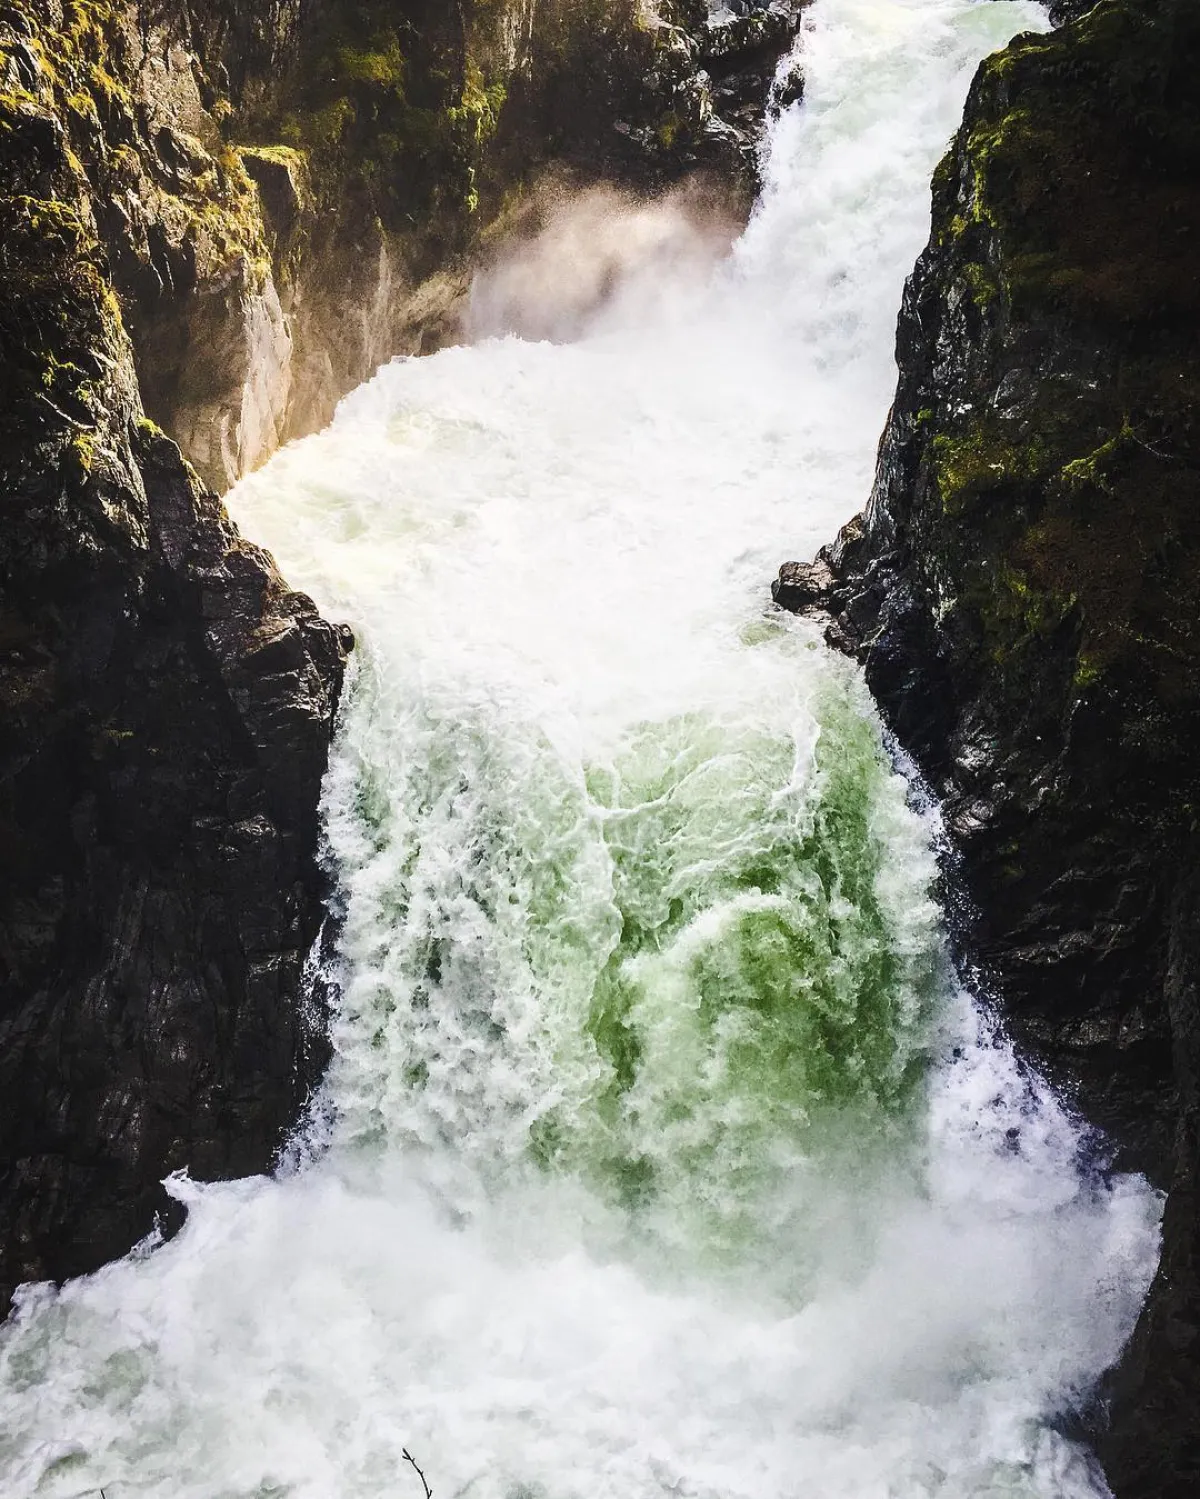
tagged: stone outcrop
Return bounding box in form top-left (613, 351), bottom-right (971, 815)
top-left (772, 2), bottom-right (1200, 1492)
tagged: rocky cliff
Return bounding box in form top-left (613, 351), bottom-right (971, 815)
top-left (5, 1), bottom-right (804, 492)
top-left (0, 97), bottom-right (348, 1306)
top-left (772, 0), bottom-right (1200, 1492)
top-left (1, 1), bottom-right (800, 1309)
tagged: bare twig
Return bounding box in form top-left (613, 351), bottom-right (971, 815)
top-left (1128, 429), bottom-right (1177, 463)
top-left (402, 1448), bottom-right (433, 1499)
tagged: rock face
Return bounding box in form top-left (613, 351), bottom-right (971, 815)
top-left (772, 2), bottom-right (1200, 1492)
top-left (0, 17), bottom-right (347, 1308)
top-left (493, 0), bottom-right (806, 190)
top-left (5, 0), bottom-right (805, 493)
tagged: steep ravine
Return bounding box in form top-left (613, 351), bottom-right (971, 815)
top-left (5, 0), bottom-right (1193, 1490)
top-left (5, 4), bottom-right (1160, 1495)
top-left (0, 1), bottom-right (801, 1310)
top-left (773, 0), bottom-right (1200, 1491)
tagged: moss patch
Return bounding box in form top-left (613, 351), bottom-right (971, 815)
top-left (916, 0), bottom-right (1200, 708)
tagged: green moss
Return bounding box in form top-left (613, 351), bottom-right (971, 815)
top-left (2, 0), bottom-right (271, 290)
top-left (68, 431), bottom-right (98, 472)
top-left (657, 112), bottom-right (682, 149)
top-left (959, 558), bottom-right (1078, 685)
top-left (931, 423), bottom-right (1047, 515)
top-left (188, 151), bottom-right (273, 283)
top-left (943, 0), bottom-right (1200, 324)
top-left (238, 144), bottom-right (307, 169)
top-left (237, 145), bottom-right (311, 215)
top-left (334, 42), bottom-right (406, 89)
top-left (958, 259), bottom-right (999, 309)
top-left (0, 188), bottom-right (123, 473)
top-left (108, 143), bottom-right (139, 178)
top-left (449, 58), bottom-right (506, 145)
top-left (238, 1), bottom-right (476, 223)
top-left (1058, 423), bottom-right (1138, 495)
top-left (1073, 652), bottom-right (1103, 690)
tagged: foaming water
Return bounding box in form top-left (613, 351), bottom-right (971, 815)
top-left (0, 2), bottom-right (1161, 1497)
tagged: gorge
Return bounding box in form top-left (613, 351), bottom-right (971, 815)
top-left (1, 1), bottom-right (1197, 1497)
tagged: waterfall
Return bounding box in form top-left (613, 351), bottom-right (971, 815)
top-left (0, 2), bottom-right (1161, 1496)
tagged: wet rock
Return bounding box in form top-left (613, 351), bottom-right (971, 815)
top-left (772, 557), bottom-right (836, 613)
top-left (773, 1), bottom-right (1200, 1489)
top-left (769, 64), bottom-right (806, 118)
top-left (700, 3), bottom-right (807, 159)
top-left (0, 114), bottom-right (346, 1312)
top-left (240, 146), bottom-right (306, 239)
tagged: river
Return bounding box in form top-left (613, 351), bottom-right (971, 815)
top-left (0, 1), bottom-right (1161, 1495)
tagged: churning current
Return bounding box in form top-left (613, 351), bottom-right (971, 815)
top-left (0, 1), bottom-right (1162, 1496)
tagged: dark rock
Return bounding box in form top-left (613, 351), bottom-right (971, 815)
top-left (1105, 855), bottom-right (1200, 1499)
top-left (769, 64), bottom-right (805, 118)
top-left (772, 557), bottom-right (836, 612)
top-left (700, 3), bottom-right (807, 165)
top-left (240, 147), bottom-right (305, 239)
top-left (773, 0), bottom-right (1200, 1489)
top-left (493, 0), bottom-right (807, 214)
top-left (0, 112), bottom-right (345, 1311)
top-left (1048, 0), bottom-right (1099, 22)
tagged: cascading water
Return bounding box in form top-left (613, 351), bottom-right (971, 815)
top-left (0, 1), bottom-right (1163, 1496)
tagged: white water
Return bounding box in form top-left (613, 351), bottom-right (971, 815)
top-left (0, 2), bottom-right (1162, 1497)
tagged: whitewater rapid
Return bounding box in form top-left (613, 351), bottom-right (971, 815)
top-left (0, 1), bottom-right (1162, 1496)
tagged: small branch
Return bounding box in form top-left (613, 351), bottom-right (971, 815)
top-left (402, 1448), bottom-right (433, 1499)
top-left (1128, 430), bottom-right (1177, 463)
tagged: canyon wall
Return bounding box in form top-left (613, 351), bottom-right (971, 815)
top-left (6, 1), bottom-right (802, 492)
top-left (0, 115), bottom-right (347, 1305)
top-left (773, 1), bottom-right (1200, 1491)
top-left (0, 0), bottom-right (801, 1307)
